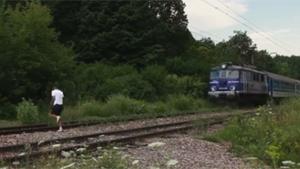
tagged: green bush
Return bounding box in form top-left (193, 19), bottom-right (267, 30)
top-left (141, 65), bottom-right (168, 99)
top-left (166, 94), bottom-right (207, 111)
top-left (166, 75), bottom-right (205, 97)
top-left (78, 100), bottom-right (102, 117)
top-left (16, 99), bottom-right (39, 124)
top-left (76, 64), bottom-right (155, 100)
top-left (209, 100), bottom-right (300, 167)
top-left (99, 95), bottom-right (151, 117)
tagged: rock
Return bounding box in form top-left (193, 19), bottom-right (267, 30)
top-left (282, 160), bottom-right (295, 166)
top-left (244, 157), bottom-right (258, 161)
top-left (76, 147), bottom-right (86, 153)
top-left (97, 146), bottom-right (102, 151)
top-left (61, 151), bottom-right (71, 158)
top-left (113, 146), bottom-right (119, 150)
top-left (149, 167), bottom-right (160, 169)
top-left (280, 166), bottom-right (290, 169)
top-left (12, 161), bottom-right (20, 166)
top-left (60, 163), bottom-right (75, 169)
top-left (52, 144), bottom-right (61, 148)
top-left (0, 167), bottom-right (8, 169)
top-left (18, 152), bottom-right (26, 156)
top-left (166, 159), bottom-right (178, 166)
top-left (132, 160), bottom-right (139, 165)
top-left (148, 142), bottom-right (166, 148)
top-left (92, 157), bottom-right (98, 162)
top-left (121, 154), bottom-right (130, 160)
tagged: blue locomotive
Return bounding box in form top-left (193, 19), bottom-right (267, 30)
top-left (208, 63), bottom-right (300, 99)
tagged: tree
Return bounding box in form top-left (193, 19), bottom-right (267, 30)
top-left (0, 1), bottom-right (74, 103)
top-left (227, 31), bottom-right (256, 65)
top-left (49, 0), bottom-right (193, 66)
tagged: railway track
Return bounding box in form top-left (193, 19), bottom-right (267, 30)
top-left (0, 115), bottom-right (234, 162)
top-left (0, 110), bottom-right (254, 163)
top-left (0, 120), bottom-right (101, 135)
top-left (0, 110), bottom-right (252, 135)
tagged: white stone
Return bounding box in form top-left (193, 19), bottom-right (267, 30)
top-left (61, 151), bottom-right (71, 158)
top-left (52, 144), bottom-right (61, 148)
top-left (244, 157), bottom-right (258, 161)
top-left (113, 146), bottom-right (119, 150)
top-left (60, 163), bottom-right (75, 169)
top-left (76, 147), bottom-right (87, 153)
top-left (280, 166), bottom-right (290, 169)
top-left (132, 160), bottom-right (139, 165)
top-left (166, 159), bottom-right (178, 166)
top-left (282, 160), bottom-right (295, 166)
top-left (149, 167), bottom-right (160, 169)
top-left (0, 167), bottom-right (8, 169)
top-left (122, 154), bottom-right (130, 160)
top-left (148, 142), bottom-right (166, 148)
top-left (97, 147), bottom-right (102, 151)
top-left (18, 152), bottom-right (26, 156)
top-left (12, 161), bottom-right (20, 166)
top-left (92, 157), bottom-right (98, 162)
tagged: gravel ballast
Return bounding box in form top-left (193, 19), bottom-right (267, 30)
top-left (125, 133), bottom-right (253, 169)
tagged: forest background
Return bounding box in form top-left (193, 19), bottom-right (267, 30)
top-left (1, 0), bottom-right (299, 122)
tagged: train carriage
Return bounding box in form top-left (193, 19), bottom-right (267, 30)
top-left (208, 63), bottom-right (300, 100)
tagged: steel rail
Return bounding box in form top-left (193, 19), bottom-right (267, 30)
top-left (1, 117), bottom-right (228, 162)
top-left (0, 110), bottom-right (253, 135)
top-left (0, 120), bottom-right (191, 153)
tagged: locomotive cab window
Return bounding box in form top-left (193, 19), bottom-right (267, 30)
top-left (210, 70), bottom-right (239, 79)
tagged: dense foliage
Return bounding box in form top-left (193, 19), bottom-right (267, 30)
top-left (0, 2), bottom-right (74, 104)
top-left (208, 99), bottom-right (300, 168)
top-left (49, 0), bottom-right (193, 65)
top-left (1, 0), bottom-right (300, 121)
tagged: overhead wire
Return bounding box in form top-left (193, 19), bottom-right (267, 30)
top-left (201, 0), bottom-right (293, 55)
top-left (189, 25), bottom-right (224, 42)
top-left (215, 0), bottom-right (296, 53)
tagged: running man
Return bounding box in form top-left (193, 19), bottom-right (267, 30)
top-left (49, 85), bottom-right (64, 132)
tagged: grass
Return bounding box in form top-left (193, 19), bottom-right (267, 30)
top-left (0, 94), bottom-right (233, 128)
top-left (205, 98), bottom-right (300, 168)
top-left (1, 148), bottom-right (136, 169)
top-left (0, 120), bottom-right (22, 128)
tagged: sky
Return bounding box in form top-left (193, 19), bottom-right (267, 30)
top-left (183, 0), bottom-right (300, 56)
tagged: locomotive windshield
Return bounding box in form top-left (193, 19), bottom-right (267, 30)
top-left (210, 70), bottom-right (239, 79)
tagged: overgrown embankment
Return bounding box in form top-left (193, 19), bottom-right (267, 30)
top-left (207, 98), bottom-right (300, 168)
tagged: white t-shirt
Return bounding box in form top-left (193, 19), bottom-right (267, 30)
top-left (51, 89), bottom-right (64, 105)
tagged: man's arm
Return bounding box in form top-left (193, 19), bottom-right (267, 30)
top-left (49, 95), bottom-right (54, 112)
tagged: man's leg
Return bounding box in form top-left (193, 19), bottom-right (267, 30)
top-left (56, 105), bottom-right (63, 132)
top-left (57, 116), bottom-right (63, 131)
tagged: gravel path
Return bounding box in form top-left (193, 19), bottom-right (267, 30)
top-left (124, 126), bottom-right (258, 169)
top-left (0, 112), bottom-right (237, 147)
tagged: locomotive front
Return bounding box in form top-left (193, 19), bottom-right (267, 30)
top-left (208, 64), bottom-right (241, 98)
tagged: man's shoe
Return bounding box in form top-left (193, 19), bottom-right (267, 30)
top-left (57, 127), bottom-right (63, 132)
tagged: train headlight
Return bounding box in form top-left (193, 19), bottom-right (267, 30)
top-left (229, 85), bottom-right (236, 91)
top-left (211, 86), bottom-right (216, 91)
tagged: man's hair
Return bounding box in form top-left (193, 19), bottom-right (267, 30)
top-left (53, 82), bottom-right (59, 89)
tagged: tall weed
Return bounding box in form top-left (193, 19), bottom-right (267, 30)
top-left (99, 95), bottom-right (150, 117)
top-left (16, 99), bottom-right (39, 124)
top-left (209, 99), bottom-right (300, 167)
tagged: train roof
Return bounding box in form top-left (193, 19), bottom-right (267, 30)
top-left (212, 64), bottom-right (300, 84)
top-left (211, 65), bottom-right (264, 74)
top-left (264, 72), bottom-right (300, 84)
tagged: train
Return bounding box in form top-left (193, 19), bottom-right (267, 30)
top-left (208, 63), bottom-right (300, 101)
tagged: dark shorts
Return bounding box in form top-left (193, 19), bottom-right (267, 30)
top-left (52, 104), bottom-right (63, 116)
